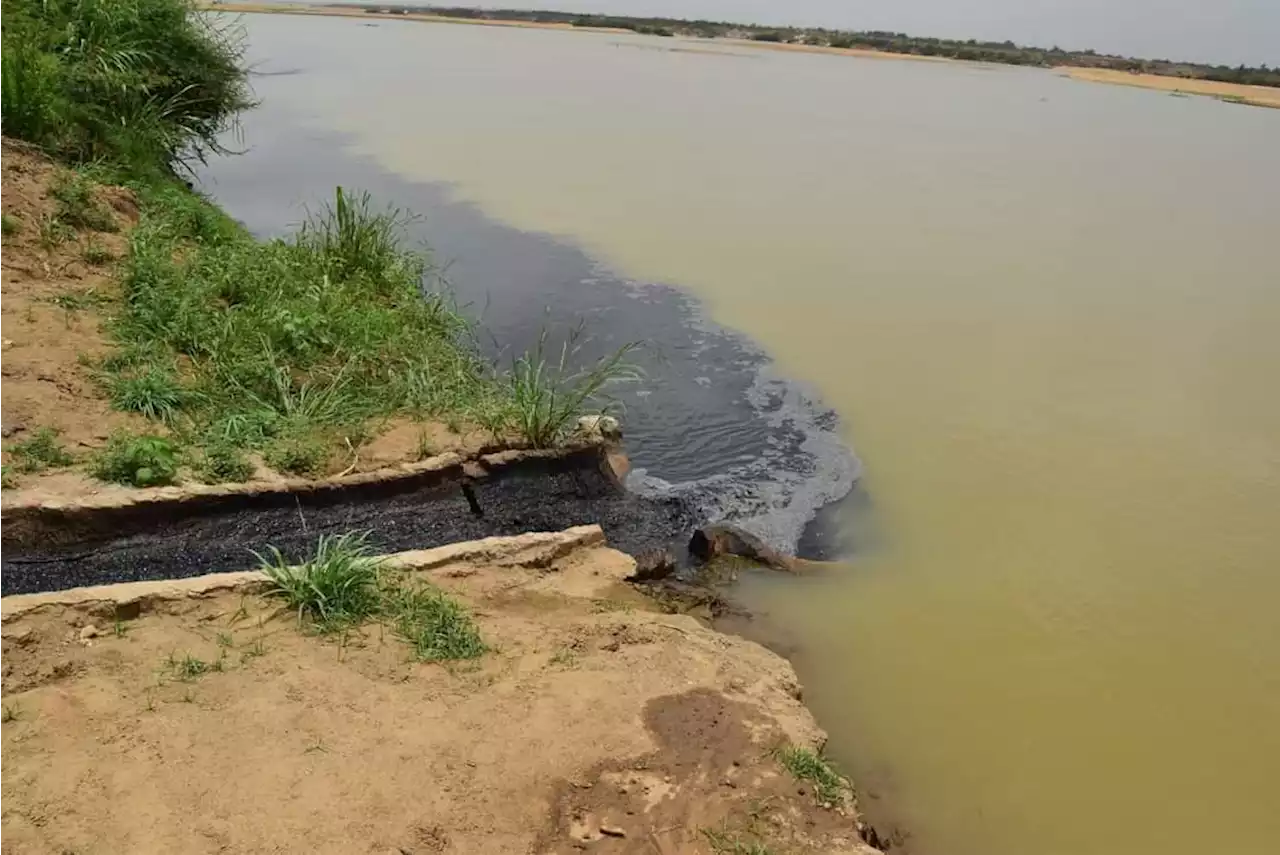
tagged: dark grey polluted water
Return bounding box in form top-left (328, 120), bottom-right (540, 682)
top-left (195, 98), bottom-right (861, 557)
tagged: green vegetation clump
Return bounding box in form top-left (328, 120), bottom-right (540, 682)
top-left (90, 433), bottom-right (179, 486)
top-left (109, 368), bottom-right (188, 423)
top-left (701, 827), bottom-right (775, 855)
top-left (104, 184), bottom-right (512, 474)
top-left (1, 213), bottom-right (21, 237)
top-left (256, 532), bottom-right (384, 631)
top-left (509, 325), bottom-right (640, 448)
top-left (165, 652), bottom-right (214, 681)
top-left (776, 745), bottom-right (848, 806)
top-left (50, 171), bottom-right (118, 232)
top-left (256, 531), bottom-right (487, 661)
top-left (1, 0), bottom-right (252, 173)
top-left (195, 441), bottom-right (254, 483)
top-left (6, 427), bottom-right (75, 472)
top-left (82, 238), bottom-right (116, 265)
top-left (385, 582), bottom-right (488, 661)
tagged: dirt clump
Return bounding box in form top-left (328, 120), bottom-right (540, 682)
top-left (0, 535), bottom-right (879, 854)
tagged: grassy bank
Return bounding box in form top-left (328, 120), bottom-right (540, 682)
top-left (2, 0), bottom-right (632, 489)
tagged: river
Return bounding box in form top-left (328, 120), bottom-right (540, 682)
top-left (201, 12), bottom-right (1280, 854)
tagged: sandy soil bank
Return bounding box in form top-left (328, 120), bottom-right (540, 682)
top-left (1, 527), bottom-right (880, 854)
top-left (1062, 67), bottom-right (1280, 108)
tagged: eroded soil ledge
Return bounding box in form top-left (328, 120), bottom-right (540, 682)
top-left (1, 528), bottom-right (881, 854)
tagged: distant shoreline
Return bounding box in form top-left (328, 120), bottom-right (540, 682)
top-left (1061, 67), bottom-right (1280, 109)
top-left (208, 2), bottom-right (1280, 109)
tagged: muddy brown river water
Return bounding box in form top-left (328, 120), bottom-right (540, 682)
top-left (207, 13), bottom-right (1280, 854)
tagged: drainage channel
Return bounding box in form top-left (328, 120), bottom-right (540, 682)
top-left (1, 448), bottom-right (696, 596)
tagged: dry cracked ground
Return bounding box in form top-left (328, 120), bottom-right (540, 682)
top-left (0, 527), bottom-right (880, 855)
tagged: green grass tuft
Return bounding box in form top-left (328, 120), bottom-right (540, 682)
top-left (83, 238), bottom-right (116, 265)
top-left (6, 427), bottom-right (75, 472)
top-left (90, 432), bottom-right (179, 486)
top-left (37, 213), bottom-right (73, 249)
top-left (385, 582), bottom-right (488, 662)
top-left (509, 324), bottom-right (640, 448)
top-left (701, 828), bottom-right (775, 855)
top-left (255, 532), bottom-right (384, 632)
top-left (50, 287), bottom-right (111, 312)
top-left (165, 652), bottom-right (211, 681)
top-left (776, 745), bottom-right (848, 806)
top-left (109, 368), bottom-right (188, 422)
top-left (195, 441), bottom-right (255, 484)
top-left (263, 431), bottom-right (331, 477)
top-left (50, 171), bottom-right (118, 232)
top-left (257, 532), bottom-right (489, 661)
top-left (2, 213), bottom-right (21, 237)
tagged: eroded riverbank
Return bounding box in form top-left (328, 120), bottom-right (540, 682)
top-left (1, 527), bottom-right (882, 854)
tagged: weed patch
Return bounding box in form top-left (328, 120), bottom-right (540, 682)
top-left (164, 652), bottom-right (212, 682)
top-left (256, 532), bottom-right (384, 632)
top-left (385, 581), bottom-right (488, 662)
top-left (258, 532), bottom-right (488, 661)
top-left (90, 433), bottom-right (179, 486)
top-left (49, 287), bottom-right (111, 312)
top-left (109, 368), bottom-right (188, 423)
top-left (97, 185), bottom-right (513, 477)
top-left (701, 827), bottom-right (775, 855)
top-left (775, 746), bottom-right (847, 806)
top-left (83, 238), bottom-right (116, 265)
top-left (509, 324), bottom-right (640, 448)
top-left (6, 427), bottom-right (75, 472)
top-left (50, 171), bottom-right (118, 232)
top-left (195, 442), bottom-right (254, 484)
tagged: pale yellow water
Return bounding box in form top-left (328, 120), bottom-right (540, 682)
top-left (234, 14), bottom-right (1280, 853)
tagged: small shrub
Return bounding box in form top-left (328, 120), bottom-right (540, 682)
top-left (109, 369), bottom-right (187, 423)
top-left (385, 582), bottom-right (487, 662)
top-left (91, 433), bottom-right (179, 486)
top-left (6, 427), bottom-right (75, 472)
top-left (776, 746), bottom-right (847, 806)
top-left (1, 465), bottom-right (18, 489)
top-left (196, 442), bottom-right (254, 483)
top-left (1, 213), bottom-right (21, 236)
top-left (255, 531), bottom-right (383, 631)
top-left (50, 172), bottom-right (118, 232)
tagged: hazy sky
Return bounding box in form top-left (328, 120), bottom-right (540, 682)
top-left (414, 1), bottom-right (1279, 66)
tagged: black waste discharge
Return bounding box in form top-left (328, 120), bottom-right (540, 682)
top-left (2, 451), bottom-right (696, 597)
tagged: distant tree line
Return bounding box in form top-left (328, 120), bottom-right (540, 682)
top-left (336, 4), bottom-right (1279, 87)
